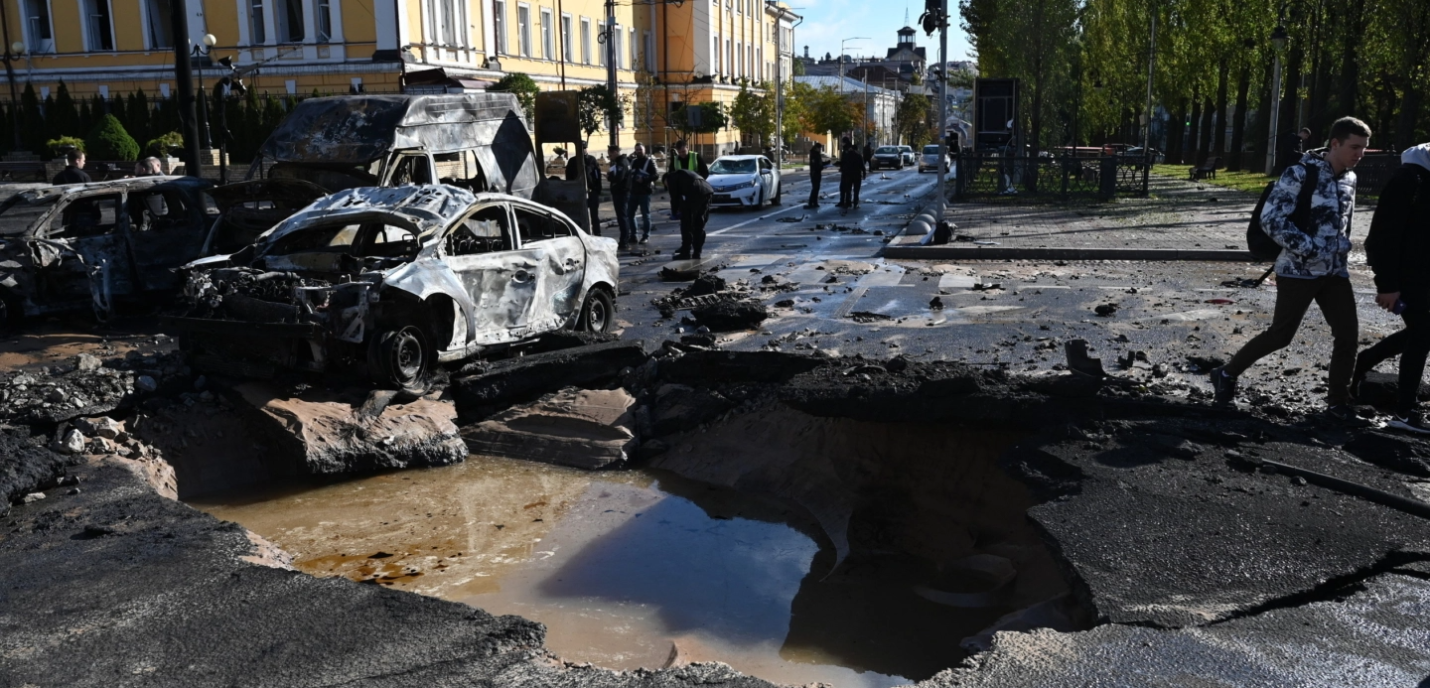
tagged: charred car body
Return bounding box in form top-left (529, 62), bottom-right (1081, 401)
top-left (0, 176), bottom-right (218, 325)
top-left (168, 185), bottom-right (618, 393)
top-left (247, 93), bottom-right (542, 198)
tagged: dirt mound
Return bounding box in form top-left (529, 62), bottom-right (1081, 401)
top-left (691, 300), bottom-right (768, 332)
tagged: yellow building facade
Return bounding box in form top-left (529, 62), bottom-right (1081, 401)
top-left (0, 0), bottom-right (796, 156)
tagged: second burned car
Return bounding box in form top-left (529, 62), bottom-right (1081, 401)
top-left (168, 184), bottom-right (618, 393)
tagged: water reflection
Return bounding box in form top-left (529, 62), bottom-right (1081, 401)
top-left (193, 455), bottom-right (970, 687)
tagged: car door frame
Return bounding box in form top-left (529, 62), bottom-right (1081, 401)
top-left (757, 156), bottom-right (775, 199)
top-left (510, 199), bottom-right (588, 328)
top-left (435, 200), bottom-right (549, 348)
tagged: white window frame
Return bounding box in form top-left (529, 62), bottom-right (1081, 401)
top-left (141, 0), bottom-right (173, 50)
top-left (713, 39), bottom-right (719, 76)
top-left (724, 38), bottom-right (730, 75)
top-left (248, 0), bottom-right (266, 44)
top-left (80, 0), bottom-right (116, 51)
top-left (541, 7), bottom-right (553, 59)
top-left (628, 26), bottom-right (635, 70)
top-left (561, 13), bottom-right (572, 62)
top-left (21, 0), bottom-right (55, 54)
top-left (273, 0), bottom-right (305, 43)
top-left (493, 0), bottom-right (507, 55)
top-left (316, 0), bottom-right (333, 41)
top-left (517, 3), bottom-right (531, 57)
top-left (580, 17), bottom-right (590, 64)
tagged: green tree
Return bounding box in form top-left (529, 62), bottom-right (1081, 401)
top-left (85, 114), bottom-right (140, 160)
top-left (489, 73), bottom-right (541, 122)
top-left (894, 92), bottom-right (934, 146)
top-left (799, 86), bottom-right (860, 139)
top-left (792, 58), bottom-right (806, 76)
top-left (729, 82), bottom-right (776, 147)
top-left (576, 84), bottom-right (622, 144)
top-left (50, 82), bottom-right (80, 139)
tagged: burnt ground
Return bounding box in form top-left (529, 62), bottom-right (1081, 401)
top-left (4, 170), bottom-right (1430, 686)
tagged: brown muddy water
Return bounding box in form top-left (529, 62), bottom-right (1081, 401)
top-left (193, 455), bottom-right (1008, 687)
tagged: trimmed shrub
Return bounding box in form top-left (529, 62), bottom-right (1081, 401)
top-left (145, 131), bottom-right (184, 157)
top-left (46, 136), bottom-right (85, 157)
top-left (84, 114), bottom-right (140, 161)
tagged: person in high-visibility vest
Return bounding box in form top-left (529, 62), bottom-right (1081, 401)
top-left (665, 139), bottom-right (709, 218)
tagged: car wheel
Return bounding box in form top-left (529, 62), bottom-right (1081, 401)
top-left (772, 180), bottom-right (782, 204)
top-left (578, 287), bottom-right (614, 334)
top-left (368, 324), bottom-right (431, 396)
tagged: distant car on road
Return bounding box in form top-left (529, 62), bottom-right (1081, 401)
top-left (918, 145), bottom-right (951, 174)
top-left (169, 185), bottom-right (619, 394)
top-left (708, 155), bottom-right (782, 209)
top-left (869, 146), bottom-right (903, 170)
top-left (898, 145), bottom-right (916, 166)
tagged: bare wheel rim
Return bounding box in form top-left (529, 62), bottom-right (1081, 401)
top-left (390, 328), bottom-right (425, 382)
top-left (587, 294), bottom-right (609, 332)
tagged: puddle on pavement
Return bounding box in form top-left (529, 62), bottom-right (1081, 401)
top-left (193, 455), bottom-right (1001, 687)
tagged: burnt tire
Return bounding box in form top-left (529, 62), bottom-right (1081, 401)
top-left (368, 325), bottom-right (431, 396)
top-left (578, 288), bottom-right (615, 334)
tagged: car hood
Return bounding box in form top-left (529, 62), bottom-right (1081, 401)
top-left (708, 173), bottom-right (757, 187)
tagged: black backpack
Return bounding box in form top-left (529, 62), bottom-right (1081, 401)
top-left (1247, 162), bottom-right (1320, 261)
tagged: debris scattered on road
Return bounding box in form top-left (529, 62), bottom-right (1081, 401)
top-left (1094, 304), bottom-right (1119, 317)
top-left (929, 296), bottom-right (945, 310)
top-left (691, 301), bottom-right (769, 332)
top-left (849, 311), bottom-right (894, 323)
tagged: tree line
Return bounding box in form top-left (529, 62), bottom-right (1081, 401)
top-left (961, 0), bottom-right (1430, 169)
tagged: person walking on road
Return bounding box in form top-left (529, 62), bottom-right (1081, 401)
top-left (836, 137), bottom-right (866, 209)
top-left (1211, 116), bottom-right (1372, 422)
top-left (665, 139), bottom-right (709, 219)
top-left (806, 142), bottom-right (831, 209)
top-left (628, 143), bottom-right (658, 244)
top-left (565, 142), bottom-right (603, 235)
top-left (607, 145), bottom-right (633, 250)
top-left (1354, 142), bottom-right (1430, 433)
top-left (52, 150), bottom-right (91, 185)
top-left (666, 168), bottom-right (714, 261)
top-left (862, 142), bottom-right (875, 172)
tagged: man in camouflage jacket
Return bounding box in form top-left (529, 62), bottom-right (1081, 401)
top-left (1211, 117), bottom-right (1372, 422)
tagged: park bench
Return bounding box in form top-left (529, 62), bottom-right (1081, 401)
top-left (1189, 156), bottom-right (1221, 181)
top-left (0, 161), bottom-right (48, 182)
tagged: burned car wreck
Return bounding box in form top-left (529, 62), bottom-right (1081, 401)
top-left (0, 176), bottom-right (218, 325)
top-left (167, 184), bottom-right (619, 393)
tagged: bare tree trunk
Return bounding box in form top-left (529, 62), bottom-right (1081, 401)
top-left (1252, 55), bottom-right (1274, 169)
top-left (1337, 0), bottom-right (1364, 124)
top-left (1227, 60), bottom-right (1251, 171)
top-left (1212, 61), bottom-right (1230, 163)
top-left (1186, 87), bottom-right (1202, 164)
top-left (1167, 98), bottom-right (1187, 164)
top-left (1198, 96), bottom-right (1214, 162)
top-left (1396, 84), bottom-right (1425, 152)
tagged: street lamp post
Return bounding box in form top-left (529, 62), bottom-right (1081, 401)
top-left (838, 37), bottom-right (868, 95)
top-left (1265, 22), bottom-right (1288, 175)
top-left (213, 56), bottom-right (245, 184)
top-left (191, 33), bottom-right (217, 150)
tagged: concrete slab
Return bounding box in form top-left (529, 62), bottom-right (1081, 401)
top-left (461, 388), bottom-right (637, 469)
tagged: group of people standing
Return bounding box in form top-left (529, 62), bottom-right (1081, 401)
top-left (1212, 116), bottom-right (1430, 434)
top-left (805, 136), bottom-right (869, 210)
top-left (570, 139), bottom-right (713, 260)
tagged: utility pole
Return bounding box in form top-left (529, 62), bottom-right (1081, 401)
top-left (170, 0), bottom-right (202, 177)
top-left (0, 0), bottom-right (23, 152)
top-left (605, 0), bottom-right (618, 147)
top-left (935, 0), bottom-right (947, 206)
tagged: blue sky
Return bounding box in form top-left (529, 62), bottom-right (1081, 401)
top-left (792, 0), bottom-right (975, 65)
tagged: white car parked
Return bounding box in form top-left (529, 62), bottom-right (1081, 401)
top-left (707, 155), bottom-right (782, 209)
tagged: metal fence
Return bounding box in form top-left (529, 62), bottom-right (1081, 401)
top-left (953, 153), bottom-right (1150, 201)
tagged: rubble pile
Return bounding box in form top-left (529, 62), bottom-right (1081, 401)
top-left (0, 351), bottom-right (187, 424)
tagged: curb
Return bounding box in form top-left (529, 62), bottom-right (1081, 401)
top-left (882, 246), bottom-right (1257, 261)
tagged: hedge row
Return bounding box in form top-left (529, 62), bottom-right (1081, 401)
top-left (0, 81), bottom-right (307, 162)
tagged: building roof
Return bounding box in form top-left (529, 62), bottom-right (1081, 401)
top-left (792, 75), bottom-right (900, 96)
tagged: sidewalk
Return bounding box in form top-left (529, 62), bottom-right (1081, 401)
top-left (885, 174), bottom-right (1331, 260)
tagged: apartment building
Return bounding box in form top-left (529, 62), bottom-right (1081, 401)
top-left (0, 0), bottom-right (796, 154)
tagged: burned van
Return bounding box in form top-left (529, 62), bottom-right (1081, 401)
top-left (246, 93), bottom-right (542, 199)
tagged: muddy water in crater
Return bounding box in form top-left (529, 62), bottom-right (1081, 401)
top-left (193, 456), bottom-right (996, 687)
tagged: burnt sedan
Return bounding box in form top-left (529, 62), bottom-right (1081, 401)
top-left (0, 176), bottom-right (218, 326)
top-left (169, 185), bottom-right (619, 393)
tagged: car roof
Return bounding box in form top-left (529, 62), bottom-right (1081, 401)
top-left (15, 175), bottom-right (211, 203)
top-left (713, 155), bottom-right (763, 161)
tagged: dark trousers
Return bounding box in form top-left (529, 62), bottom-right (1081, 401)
top-left (677, 196), bottom-right (711, 257)
top-left (1226, 275), bottom-right (1359, 405)
top-left (1356, 287), bottom-right (1430, 413)
top-left (807, 174), bottom-right (822, 207)
top-left (838, 175), bottom-right (854, 207)
top-left (586, 195), bottom-right (601, 236)
top-left (852, 176), bottom-right (862, 207)
top-left (611, 192), bottom-right (631, 245)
